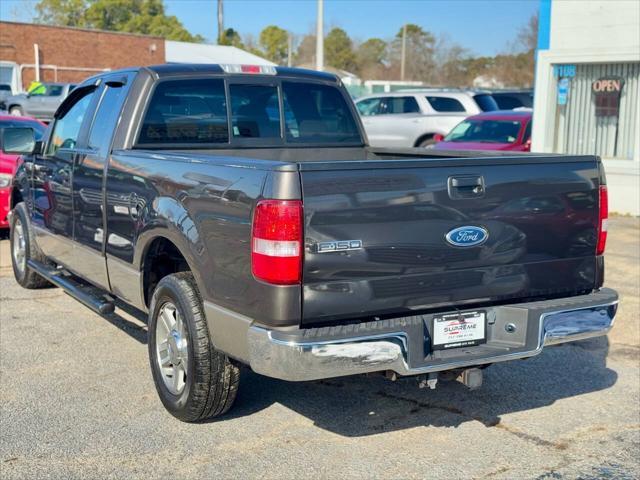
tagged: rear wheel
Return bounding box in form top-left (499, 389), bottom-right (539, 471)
top-left (8, 106), bottom-right (23, 116)
top-left (148, 272), bottom-right (239, 422)
top-left (10, 203), bottom-right (51, 289)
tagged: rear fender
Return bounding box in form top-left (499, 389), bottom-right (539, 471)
top-left (134, 197), bottom-right (210, 306)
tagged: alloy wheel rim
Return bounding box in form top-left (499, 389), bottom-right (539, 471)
top-left (12, 219), bottom-right (26, 275)
top-left (155, 302), bottom-right (189, 395)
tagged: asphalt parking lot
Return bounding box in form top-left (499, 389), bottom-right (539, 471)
top-left (0, 217), bottom-right (638, 480)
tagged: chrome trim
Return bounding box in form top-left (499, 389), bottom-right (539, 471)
top-left (247, 298), bottom-right (618, 382)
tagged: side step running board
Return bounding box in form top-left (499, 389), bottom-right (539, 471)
top-left (27, 260), bottom-right (115, 315)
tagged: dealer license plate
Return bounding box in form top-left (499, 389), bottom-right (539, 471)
top-left (432, 311), bottom-right (486, 350)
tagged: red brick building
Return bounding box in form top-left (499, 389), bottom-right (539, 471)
top-left (0, 21), bottom-right (165, 91)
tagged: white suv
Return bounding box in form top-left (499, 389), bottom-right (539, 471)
top-left (355, 90), bottom-right (498, 148)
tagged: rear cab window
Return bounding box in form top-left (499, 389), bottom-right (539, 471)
top-left (138, 78), bottom-right (229, 146)
top-left (282, 82), bottom-right (360, 144)
top-left (229, 84), bottom-right (280, 139)
top-left (137, 76), bottom-right (362, 147)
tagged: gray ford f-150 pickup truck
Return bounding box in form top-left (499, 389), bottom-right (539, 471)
top-left (3, 64), bottom-right (617, 422)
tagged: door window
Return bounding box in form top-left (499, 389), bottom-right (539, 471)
top-left (47, 89), bottom-right (95, 155)
top-left (382, 96), bottom-right (420, 114)
top-left (356, 97), bottom-right (382, 116)
top-left (88, 81), bottom-right (128, 154)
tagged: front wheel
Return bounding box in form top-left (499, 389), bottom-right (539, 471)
top-left (148, 272), bottom-right (240, 422)
top-left (10, 203), bottom-right (51, 289)
top-left (8, 106), bottom-right (23, 116)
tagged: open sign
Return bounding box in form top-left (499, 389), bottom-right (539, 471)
top-left (592, 77), bottom-right (624, 93)
top-left (592, 76), bottom-right (625, 117)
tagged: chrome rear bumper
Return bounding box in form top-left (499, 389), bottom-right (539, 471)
top-left (247, 289), bottom-right (618, 382)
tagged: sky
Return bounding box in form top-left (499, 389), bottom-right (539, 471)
top-left (0, 0), bottom-right (539, 57)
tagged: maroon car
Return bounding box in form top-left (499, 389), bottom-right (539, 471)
top-left (431, 110), bottom-right (532, 152)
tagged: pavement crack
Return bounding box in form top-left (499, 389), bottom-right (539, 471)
top-left (374, 390), bottom-right (500, 427)
top-left (495, 423), bottom-right (569, 450)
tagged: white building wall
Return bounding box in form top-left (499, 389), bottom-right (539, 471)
top-left (532, 1), bottom-right (640, 215)
top-left (550, 1), bottom-right (640, 52)
top-left (165, 41), bottom-right (275, 66)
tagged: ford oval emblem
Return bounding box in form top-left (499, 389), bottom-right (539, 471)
top-left (445, 226), bottom-right (489, 247)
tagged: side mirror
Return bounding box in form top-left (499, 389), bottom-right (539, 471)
top-left (1, 127), bottom-right (36, 155)
top-left (433, 133), bottom-right (445, 143)
top-left (524, 138), bottom-right (531, 152)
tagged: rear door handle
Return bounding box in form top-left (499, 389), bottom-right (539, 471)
top-left (448, 175), bottom-right (485, 199)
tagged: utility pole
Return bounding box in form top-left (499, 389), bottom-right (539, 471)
top-left (316, 0), bottom-right (324, 71)
top-left (217, 0), bottom-right (224, 44)
top-left (400, 23), bottom-right (407, 81)
top-left (287, 32), bottom-right (293, 67)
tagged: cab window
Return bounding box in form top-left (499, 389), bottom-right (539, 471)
top-left (138, 79), bottom-right (228, 146)
top-left (229, 84), bottom-right (281, 139)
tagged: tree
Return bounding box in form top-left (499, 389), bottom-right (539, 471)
top-left (432, 34), bottom-right (471, 86)
top-left (325, 27), bottom-right (356, 72)
top-left (294, 33), bottom-right (316, 65)
top-left (356, 38), bottom-right (386, 67)
top-left (35, 0), bottom-right (87, 26)
top-left (517, 12), bottom-right (538, 53)
top-left (219, 28), bottom-right (244, 48)
top-left (391, 24), bottom-right (436, 82)
top-left (35, 0), bottom-right (203, 42)
top-left (259, 25), bottom-right (289, 65)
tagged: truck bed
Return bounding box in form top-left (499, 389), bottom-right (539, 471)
top-left (146, 148), bottom-right (603, 326)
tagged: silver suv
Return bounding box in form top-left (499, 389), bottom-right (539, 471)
top-left (5, 83), bottom-right (76, 122)
top-left (355, 89), bottom-right (498, 148)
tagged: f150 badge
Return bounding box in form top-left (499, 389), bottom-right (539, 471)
top-left (445, 226), bottom-right (489, 247)
top-left (316, 240), bottom-right (363, 253)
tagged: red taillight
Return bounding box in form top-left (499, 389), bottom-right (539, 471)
top-left (596, 185), bottom-right (608, 255)
top-left (251, 200), bottom-right (303, 285)
top-left (241, 65), bottom-right (261, 74)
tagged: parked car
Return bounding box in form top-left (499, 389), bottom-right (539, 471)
top-left (431, 110), bottom-right (532, 152)
top-left (491, 90), bottom-right (533, 110)
top-left (355, 89), bottom-right (499, 148)
top-left (3, 64), bottom-right (616, 422)
top-left (0, 84), bottom-right (13, 110)
top-left (0, 115), bottom-right (46, 229)
top-left (4, 83), bottom-right (76, 121)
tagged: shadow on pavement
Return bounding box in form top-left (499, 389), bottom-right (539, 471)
top-left (97, 298), bottom-right (149, 344)
top-left (218, 336), bottom-right (616, 436)
top-left (88, 296), bottom-right (617, 437)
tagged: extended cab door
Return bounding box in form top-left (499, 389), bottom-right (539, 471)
top-left (31, 85), bottom-right (98, 269)
top-left (71, 74), bottom-right (133, 289)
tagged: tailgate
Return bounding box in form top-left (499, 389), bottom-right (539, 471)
top-left (300, 156), bottom-right (601, 325)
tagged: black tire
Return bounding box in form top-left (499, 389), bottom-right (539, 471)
top-left (10, 202), bottom-right (51, 289)
top-left (9, 105), bottom-right (23, 116)
top-left (417, 136), bottom-right (436, 148)
top-left (148, 272), bottom-right (239, 422)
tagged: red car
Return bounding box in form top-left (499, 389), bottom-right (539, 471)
top-left (431, 110), bottom-right (532, 152)
top-left (0, 115), bottom-right (47, 229)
